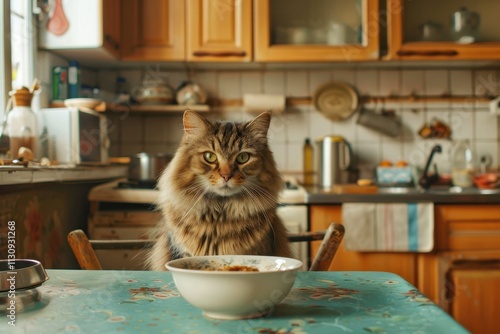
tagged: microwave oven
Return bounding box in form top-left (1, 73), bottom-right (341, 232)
top-left (39, 107), bottom-right (109, 165)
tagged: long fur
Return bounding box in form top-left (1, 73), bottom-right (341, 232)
top-left (146, 110), bottom-right (291, 270)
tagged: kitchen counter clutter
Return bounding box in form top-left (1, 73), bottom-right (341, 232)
top-left (307, 185), bottom-right (500, 204)
top-left (0, 164), bottom-right (128, 185)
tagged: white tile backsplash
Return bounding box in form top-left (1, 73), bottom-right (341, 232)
top-left (424, 70), bottom-right (449, 96)
top-left (401, 70), bottom-right (424, 95)
top-left (450, 70), bottom-right (473, 95)
top-left (263, 71), bottom-right (285, 95)
top-left (241, 72), bottom-right (263, 94)
top-left (102, 67), bottom-right (500, 174)
top-left (286, 71), bottom-right (308, 97)
top-left (218, 72), bottom-right (241, 99)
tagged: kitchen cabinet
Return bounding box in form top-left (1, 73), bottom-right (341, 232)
top-left (254, 0), bottom-right (379, 62)
top-left (38, 0), bottom-right (121, 60)
top-left (186, 0), bottom-right (253, 62)
top-left (309, 205), bottom-right (418, 285)
top-left (121, 0), bottom-right (250, 62)
top-left (121, 0), bottom-right (185, 61)
top-left (418, 204), bottom-right (500, 334)
top-left (387, 0), bottom-right (500, 60)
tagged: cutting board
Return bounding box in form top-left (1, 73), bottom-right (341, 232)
top-left (331, 184), bottom-right (378, 194)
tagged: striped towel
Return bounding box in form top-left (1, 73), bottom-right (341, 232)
top-left (342, 203), bottom-right (434, 252)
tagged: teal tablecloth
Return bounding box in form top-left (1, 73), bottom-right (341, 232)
top-left (2, 270), bottom-right (468, 334)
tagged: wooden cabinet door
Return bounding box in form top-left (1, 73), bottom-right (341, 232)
top-left (102, 0), bottom-right (121, 58)
top-left (254, 0), bottom-right (379, 62)
top-left (310, 205), bottom-right (417, 285)
top-left (186, 0), bottom-right (252, 62)
top-left (449, 266), bottom-right (500, 334)
top-left (387, 0), bottom-right (500, 60)
top-left (121, 0), bottom-right (185, 61)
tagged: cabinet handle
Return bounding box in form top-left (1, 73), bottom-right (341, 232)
top-left (397, 50), bottom-right (459, 57)
top-left (105, 34), bottom-right (120, 50)
top-left (192, 51), bottom-right (247, 57)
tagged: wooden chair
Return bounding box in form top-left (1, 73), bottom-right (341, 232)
top-left (67, 222), bottom-right (344, 271)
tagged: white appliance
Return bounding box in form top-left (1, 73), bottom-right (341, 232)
top-left (39, 107), bottom-right (109, 165)
top-left (87, 178), bottom-right (309, 270)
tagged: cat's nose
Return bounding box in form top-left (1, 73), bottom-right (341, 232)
top-left (221, 174), bottom-right (231, 182)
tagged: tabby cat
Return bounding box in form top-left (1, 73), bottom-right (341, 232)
top-left (146, 110), bottom-right (291, 270)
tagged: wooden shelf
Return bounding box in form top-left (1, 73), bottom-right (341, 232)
top-left (105, 104), bottom-right (210, 113)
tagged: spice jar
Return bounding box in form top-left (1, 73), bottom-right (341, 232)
top-left (7, 87), bottom-right (37, 159)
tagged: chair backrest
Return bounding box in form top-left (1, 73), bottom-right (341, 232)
top-left (67, 222), bottom-right (344, 271)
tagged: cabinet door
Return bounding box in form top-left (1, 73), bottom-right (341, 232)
top-left (310, 205), bottom-right (417, 285)
top-left (102, 0), bottom-right (121, 58)
top-left (387, 0), bottom-right (500, 60)
top-left (186, 0), bottom-right (252, 62)
top-left (121, 0), bottom-right (185, 61)
top-left (450, 265), bottom-right (500, 334)
top-left (254, 0), bottom-right (379, 62)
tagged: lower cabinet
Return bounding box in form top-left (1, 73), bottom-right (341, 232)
top-left (310, 203), bottom-right (500, 334)
top-left (309, 205), bottom-right (418, 286)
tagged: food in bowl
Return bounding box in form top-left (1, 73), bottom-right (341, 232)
top-left (166, 255), bottom-right (302, 320)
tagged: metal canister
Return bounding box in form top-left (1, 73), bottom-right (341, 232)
top-left (316, 135), bottom-right (353, 188)
top-left (52, 66), bottom-right (68, 101)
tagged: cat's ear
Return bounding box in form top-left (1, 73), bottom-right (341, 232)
top-left (247, 111), bottom-right (271, 140)
top-left (183, 110), bottom-right (209, 137)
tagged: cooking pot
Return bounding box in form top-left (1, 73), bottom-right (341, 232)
top-left (128, 152), bottom-right (172, 183)
top-left (316, 136), bottom-right (352, 188)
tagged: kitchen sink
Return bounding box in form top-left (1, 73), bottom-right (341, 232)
top-left (377, 187), bottom-right (421, 194)
top-left (377, 186), bottom-right (500, 195)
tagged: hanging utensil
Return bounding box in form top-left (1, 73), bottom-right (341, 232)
top-left (46, 0), bottom-right (69, 36)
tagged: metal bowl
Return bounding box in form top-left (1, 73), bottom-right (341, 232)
top-left (0, 259), bottom-right (49, 292)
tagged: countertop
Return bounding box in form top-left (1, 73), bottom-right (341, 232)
top-left (306, 185), bottom-right (500, 204)
top-left (1, 270), bottom-right (468, 334)
top-left (0, 164), bottom-right (128, 185)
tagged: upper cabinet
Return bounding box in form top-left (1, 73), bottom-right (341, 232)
top-left (387, 0), bottom-right (500, 60)
top-left (254, 0), bottom-right (379, 62)
top-left (121, 0), bottom-right (185, 61)
top-left (38, 0), bottom-right (121, 61)
top-left (186, 0), bottom-right (253, 62)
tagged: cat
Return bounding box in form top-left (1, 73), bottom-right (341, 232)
top-left (146, 110), bottom-right (292, 271)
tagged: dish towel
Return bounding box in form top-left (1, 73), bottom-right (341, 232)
top-left (342, 203), bottom-right (434, 252)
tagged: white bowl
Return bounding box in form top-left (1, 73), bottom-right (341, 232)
top-left (166, 255), bottom-right (302, 320)
top-left (64, 98), bottom-right (102, 109)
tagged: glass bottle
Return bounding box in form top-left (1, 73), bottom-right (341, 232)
top-left (451, 139), bottom-right (474, 188)
top-left (303, 138), bottom-right (314, 186)
top-left (7, 87), bottom-right (37, 159)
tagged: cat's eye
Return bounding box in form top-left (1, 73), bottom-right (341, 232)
top-left (203, 152), bottom-right (217, 163)
top-left (236, 152), bottom-right (250, 164)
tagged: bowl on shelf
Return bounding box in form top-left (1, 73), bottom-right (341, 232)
top-left (64, 98), bottom-right (103, 110)
top-left (135, 84), bottom-right (175, 105)
top-left (166, 255), bottom-right (302, 320)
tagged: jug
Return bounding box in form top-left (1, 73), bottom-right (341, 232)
top-left (316, 135), bottom-right (352, 188)
top-left (6, 87), bottom-right (37, 159)
top-left (451, 139), bottom-right (475, 188)
top-left (451, 7), bottom-right (480, 43)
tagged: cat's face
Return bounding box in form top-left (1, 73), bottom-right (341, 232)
top-left (180, 111), bottom-right (274, 197)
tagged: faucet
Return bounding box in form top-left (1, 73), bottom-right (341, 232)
top-left (418, 144), bottom-right (442, 189)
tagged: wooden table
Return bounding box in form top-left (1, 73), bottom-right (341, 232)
top-left (1, 270), bottom-right (469, 333)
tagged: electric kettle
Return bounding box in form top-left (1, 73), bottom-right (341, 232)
top-left (316, 135), bottom-right (352, 188)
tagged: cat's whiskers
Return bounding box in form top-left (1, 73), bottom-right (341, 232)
top-left (244, 183), bottom-right (278, 207)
